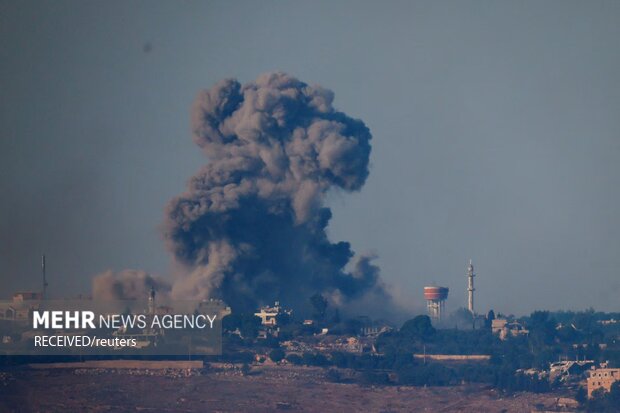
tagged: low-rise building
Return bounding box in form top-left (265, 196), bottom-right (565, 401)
top-left (587, 364), bottom-right (620, 398)
top-left (0, 291), bottom-right (42, 323)
top-left (491, 318), bottom-right (529, 340)
top-left (0, 305), bottom-right (29, 321)
top-left (254, 301), bottom-right (292, 327)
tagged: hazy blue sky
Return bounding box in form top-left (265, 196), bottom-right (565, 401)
top-left (1, 1), bottom-right (619, 315)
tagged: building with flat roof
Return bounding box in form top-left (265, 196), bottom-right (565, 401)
top-left (0, 291), bottom-right (43, 323)
top-left (587, 364), bottom-right (620, 398)
top-left (491, 318), bottom-right (529, 340)
top-left (254, 301), bottom-right (292, 327)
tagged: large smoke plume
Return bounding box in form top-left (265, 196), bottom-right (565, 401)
top-left (163, 72), bottom-right (391, 313)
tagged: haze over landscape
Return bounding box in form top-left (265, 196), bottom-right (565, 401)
top-left (1, 1), bottom-right (620, 315)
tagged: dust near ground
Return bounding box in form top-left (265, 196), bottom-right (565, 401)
top-left (0, 365), bottom-right (570, 412)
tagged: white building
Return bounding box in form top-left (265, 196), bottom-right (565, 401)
top-left (254, 301), bottom-right (292, 326)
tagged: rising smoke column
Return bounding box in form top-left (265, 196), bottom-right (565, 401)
top-left (92, 269), bottom-right (171, 300)
top-left (165, 72), bottom-right (390, 312)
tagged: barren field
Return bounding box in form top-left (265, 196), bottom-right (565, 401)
top-left (0, 365), bottom-right (572, 412)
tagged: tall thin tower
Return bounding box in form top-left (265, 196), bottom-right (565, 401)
top-left (41, 254), bottom-right (48, 300)
top-left (467, 259), bottom-right (475, 315)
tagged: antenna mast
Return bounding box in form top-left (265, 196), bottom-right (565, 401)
top-left (42, 254), bottom-right (48, 300)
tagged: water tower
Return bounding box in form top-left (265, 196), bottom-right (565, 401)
top-left (424, 286), bottom-right (449, 322)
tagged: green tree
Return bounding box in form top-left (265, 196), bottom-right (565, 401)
top-left (222, 313), bottom-right (262, 339)
top-left (400, 315), bottom-right (436, 340)
top-left (286, 354), bottom-right (303, 365)
top-left (275, 311), bottom-right (291, 326)
top-left (269, 348), bottom-right (285, 363)
top-left (575, 387), bottom-right (587, 405)
top-left (330, 351), bottom-right (348, 368)
top-left (486, 310), bottom-right (495, 329)
top-left (326, 368), bottom-right (341, 382)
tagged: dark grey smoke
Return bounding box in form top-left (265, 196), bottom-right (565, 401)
top-left (93, 269), bottom-right (171, 300)
top-left (164, 72), bottom-right (392, 313)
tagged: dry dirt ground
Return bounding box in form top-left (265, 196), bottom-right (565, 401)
top-left (0, 365), bottom-right (570, 413)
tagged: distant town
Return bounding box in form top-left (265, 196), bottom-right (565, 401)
top-left (1, 259), bottom-right (619, 412)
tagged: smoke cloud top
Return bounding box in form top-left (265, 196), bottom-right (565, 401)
top-left (164, 72), bottom-right (392, 312)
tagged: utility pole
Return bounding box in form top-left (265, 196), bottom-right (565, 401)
top-left (42, 254), bottom-right (48, 300)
